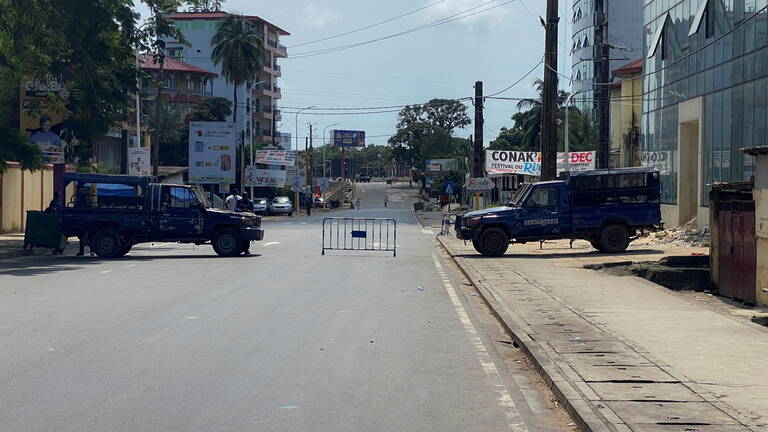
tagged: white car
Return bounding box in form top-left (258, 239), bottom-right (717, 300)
top-left (253, 198), bottom-right (268, 214)
top-left (269, 196), bottom-right (293, 216)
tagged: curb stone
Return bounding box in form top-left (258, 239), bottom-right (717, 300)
top-left (437, 236), bottom-right (618, 432)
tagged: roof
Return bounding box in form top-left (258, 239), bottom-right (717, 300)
top-left (158, 166), bottom-right (189, 178)
top-left (740, 146), bottom-right (768, 155)
top-left (170, 11), bottom-right (290, 35)
top-left (565, 166), bottom-right (659, 178)
top-left (613, 59), bottom-right (643, 78)
top-left (64, 173), bottom-right (155, 186)
top-left (138, 54), bottom-right (217, 77)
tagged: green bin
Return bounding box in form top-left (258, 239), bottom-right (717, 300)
top-left (413, 202), bottom-right (425, 211)
top-left (24, 211), bottom-right (67, 254)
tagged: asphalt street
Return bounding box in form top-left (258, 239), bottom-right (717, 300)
top-left (0, 182), bottom-right (574, 432)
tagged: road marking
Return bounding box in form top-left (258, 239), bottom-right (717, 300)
top-left (185, 316), bottom-right (199, 320)
top-left (262, 242), bottom-right (281, 247)
top-left (123, 264), bottom-right (136, 268)
top-left (100, 270), bottom-right (112, 274)
top-left (432, 255), bottom-right (529, 432)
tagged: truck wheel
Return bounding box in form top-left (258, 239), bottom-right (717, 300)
top-left (478, 227), bottom-right (509, 257)
top-left (599, 225), bottom-right (630, 253)
top-left (91, 228), bottom-right (123, 258)
top-left (213, 228), bottom-right (241, 257)
top-left (472, 241), bottom-right (485, 255)
top-left (117, 242), bottom-right (132, 257)
top-left (588, 237), bottom-right (605, 252)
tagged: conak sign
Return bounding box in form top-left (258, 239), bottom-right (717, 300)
top-left (485, 151), bottom-right (541, 175)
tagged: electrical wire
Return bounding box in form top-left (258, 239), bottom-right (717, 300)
top-left (486, 59), bottom-right (544, 97)
top-left (287, 0), bottom-right (451, 48)
top-left (289, 0), bottom-right (517, 59)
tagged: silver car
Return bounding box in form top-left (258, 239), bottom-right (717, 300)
top-left (269, 196), bottom-right (293, 216)
top-left (253, 198), bottom-right (268, 214)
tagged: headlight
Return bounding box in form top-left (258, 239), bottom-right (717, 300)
top-left (469, 217), bottom-right (482, 226)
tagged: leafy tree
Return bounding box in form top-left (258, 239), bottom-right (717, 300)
top-left (184, 97), bottom-right (233, 122)
top-left (0, 128), bottom-right (46, 173)
top-left (389, 99), bottom-right (470, 169)
top-left (211, 14), bottom-right (265, 129)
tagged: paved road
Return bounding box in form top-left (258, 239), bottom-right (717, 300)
top-left (0, 183), bottom-right (573, 432)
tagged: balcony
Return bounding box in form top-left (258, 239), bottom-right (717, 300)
top-left (263, 63), bottom-right (282, 77)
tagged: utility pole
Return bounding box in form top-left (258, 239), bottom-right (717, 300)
top-left (595, 0), bottom-right (611, 169)
top-left (540, 0), bottom-right (560, 181)
top-left (473, 82), bottom-right (484, 179)
top-left (308, 123), bottom-right (314, 189)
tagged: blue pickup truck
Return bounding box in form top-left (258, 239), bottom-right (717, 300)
top-left (455, 167), bottom-right (663, 256)
top-left (59, 173), bottom-right (263, 257)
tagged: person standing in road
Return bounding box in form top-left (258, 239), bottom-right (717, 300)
top-left (237, 192), bottom-right (254, 213)
top-left (225, 188), bottom-right (241, 211)
top-left (355, 197), bottom-right (360, 210)
top-left (46, 191), bottom-right (63, 212)
top-left (384, 194), bottom-right (388, 208)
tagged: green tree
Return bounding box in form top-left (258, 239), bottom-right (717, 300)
top-left (211, 14), bottom-right (265, 130)
top-left (184, 97), bottom-right (233, 122)
top-left (0, 128), bottom-right (45, 173)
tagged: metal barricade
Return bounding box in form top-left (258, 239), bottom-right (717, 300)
top-left (322, 217), bottom-right (397, 257)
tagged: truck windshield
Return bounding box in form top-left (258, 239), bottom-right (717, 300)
top-left (193, 188), bottom-right (213, 209)
top-left (508, 184), bottom-right (531, 206)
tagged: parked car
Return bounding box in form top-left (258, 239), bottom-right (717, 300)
top-left (253, 198), bottom-right (268, 214)
top-left (58, 173), bottom-right (264, 257)
top-left (455, 167), bottom-right (663, 257)
top-left (313, 196), bottom-right (326, 208)
top-left (358, 175), bottom-right (371, 183)
top-left (269, 196), bottom-right (293, 216)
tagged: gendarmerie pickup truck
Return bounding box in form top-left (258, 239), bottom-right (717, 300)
top-left (60, 173), bottom-right (263, 257)
top-left (455, 167), bottom-right (663, 257)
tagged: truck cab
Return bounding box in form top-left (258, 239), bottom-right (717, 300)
top-left (61, 173), bottom-right (263, 257)
top-left (456, 167), bottom-right (663, 257)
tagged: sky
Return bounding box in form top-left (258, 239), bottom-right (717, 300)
top-left (134, 0), bottom-right (574, 146)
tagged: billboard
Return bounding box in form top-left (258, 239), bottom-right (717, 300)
top-left (486, 151), bottom-right (541, 175)
top-left (557, 151), bottom-right (596, 173)
top-left (466, 177), bottom-right (495, 191)
top-left (127, 147), bottom-right (150, 177)
top-left (332, 130), bottom-right (365, 148)
top-left (244, 167), bottom-right (287, 187)
top-left (254, 150), bottom-right (296, 166)
top-left (640, 150), bottom-right (674, 175)
top-left (21, 78), bottom-right (70, 164)
top-left (188, 122), bottom-right (237, 184)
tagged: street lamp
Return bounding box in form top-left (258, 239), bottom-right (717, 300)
top-left (564, 90), bottom-right (588, 173)
top-left (322, 123), bottom-right (339, 178)
top-left (244, 80), bottom-right (267, 197)
top-left (295, 106), bottom-right (315, 152)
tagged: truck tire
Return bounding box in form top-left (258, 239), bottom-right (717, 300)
top-left (212, 228), bottom-right (241, 257)
top-left (472, 241), bottom-right (485, 255)
top-left (478, 227), bottom-right (509, 257)
top-left (117, 243), bottom-right (133, 257)
top-left (91, 228), bottom-right (123, 258)
top-left (588, 237), bottom-right (605, 252)
top-left (599, 225), bottom-right (630, 253)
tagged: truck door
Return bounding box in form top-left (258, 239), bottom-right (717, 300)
top-left (154, 186), bottom-right (204, 239)
top-left (516, 185), bottom-right (572, 237)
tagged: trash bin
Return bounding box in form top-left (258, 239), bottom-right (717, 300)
top-left (24, 211), bottom-right (67, 254)
top-left (413, 202), bottom-right (425, 211)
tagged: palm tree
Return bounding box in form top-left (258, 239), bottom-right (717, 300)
top-left (514, 79), bottom-right (572, 150)
top-left (211, 14), bottom-right (265, 136)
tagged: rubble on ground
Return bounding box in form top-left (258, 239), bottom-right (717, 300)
top-left (636, 218), bottom-right (711, 248)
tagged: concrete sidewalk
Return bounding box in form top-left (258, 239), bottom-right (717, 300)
top-left (437, 236), bottom-right (768, 432)
top-left (0, 233), bottom-right (79, 261)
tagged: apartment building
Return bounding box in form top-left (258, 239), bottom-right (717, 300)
top-left (165, 10), bottom-right (289, 147)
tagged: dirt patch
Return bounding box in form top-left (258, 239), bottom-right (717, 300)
top-left (585, 255), bottom-right (714, 292)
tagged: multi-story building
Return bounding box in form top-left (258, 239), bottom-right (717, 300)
top-left (571, 0), bottom-right (644, 112)
top-left (610, 59), bottom-right (643, 168)
top-left (642, 0), bottom-right (766, 227)
top-left (138, 54), bottom-right (218, 112)
top-left (165, 10), bottom-right (289, 147)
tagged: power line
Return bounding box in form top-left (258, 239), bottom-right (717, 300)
top-left (287, 0), bottom-right (450, 48)
top-left (289, 0), bottom-right (517, 59)
top-left (486, 59), bottom-right (543, 97)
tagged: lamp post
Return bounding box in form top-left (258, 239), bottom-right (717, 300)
top-left (322, 123), bottom-right (339, 178)
top-left (244, 80), bottom-right (266, 197)
top-left (293, 106), bottom-right (314, 212)
top-left (564, 90), bottom-right (588, 173)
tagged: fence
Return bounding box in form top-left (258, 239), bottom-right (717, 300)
top-left (322, 217), bottom-right (397, 256)
top-left (0, 162), bottom-right (55, 233)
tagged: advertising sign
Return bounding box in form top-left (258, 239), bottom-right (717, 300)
top-left (254, 150), bottom-right (296, 166)
top-left (244, 167), bottom-right (287, 188)
top-left (21, 77), bottom-right (70, 164)
top-left (127, 147), bottom-right (150, 177)
top-left (332, 130), bottom-right (366, 148)
top-left (316, 177), bottom-right (331, 192)
top-left (188, 122), bottom-right (237, 184)
top-left (557, 151), bottom-right (596, 173)
top-left (640, 150), bottom-right (674, 175)
top-left (486, 151), bottom-right (541, 175)
top-left (466, 177), bottom-right (495, 191)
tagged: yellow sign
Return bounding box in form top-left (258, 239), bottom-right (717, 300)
top-left (20, 78), bottom-right (70, 164)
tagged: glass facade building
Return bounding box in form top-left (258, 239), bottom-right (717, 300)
top-left (642, 0), bottom-right (767, 224)
top-left (571, 0), bottom-right (644, 112)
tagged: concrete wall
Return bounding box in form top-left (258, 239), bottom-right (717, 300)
top-left (0, 163), bottom-right (54, 233)
top-left (754, 154), bottom-right (768, 306)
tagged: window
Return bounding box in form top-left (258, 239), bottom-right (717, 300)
top-left (162, 187), bottom-right (197, 209)
top-left (524, 187), bottom-right (559, 208)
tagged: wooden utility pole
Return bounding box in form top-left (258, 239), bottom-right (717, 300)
top-left (540, 0), bottom-right (559, 181)
top-left (473, 82), bottom-right (484, 178)
top-left (595, 0), bottom-right (611, 169)
top-left (308, 123), bottom-right (314, 188)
